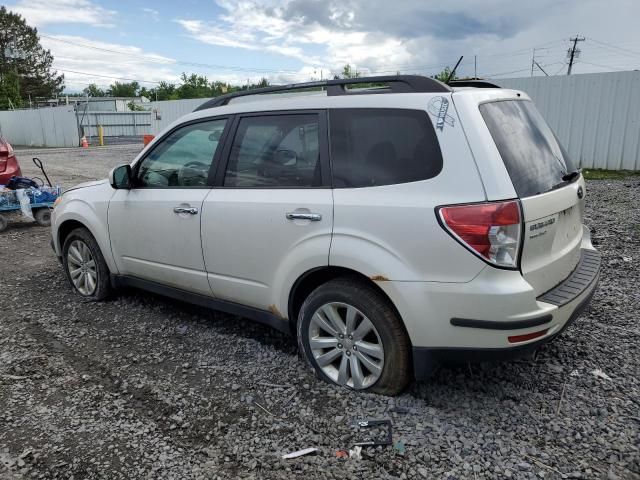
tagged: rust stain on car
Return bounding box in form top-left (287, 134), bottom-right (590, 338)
top-left (268, 304), bottom-right (285, 318)
top-left (370, 275), bottom-right (390, 281)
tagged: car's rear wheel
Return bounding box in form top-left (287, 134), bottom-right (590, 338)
top-left (297, 277), bottom-right (410, 395)
top-left (62, 227), bottom-right (111, 301)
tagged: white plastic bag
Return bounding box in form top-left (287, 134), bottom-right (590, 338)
top-left (16, 189), bottom-right (34, 220)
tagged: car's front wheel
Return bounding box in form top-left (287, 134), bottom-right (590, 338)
top-left (297, 277), bottom-right (411, 395)
top-left (62, 227), bottom-right (111, 301)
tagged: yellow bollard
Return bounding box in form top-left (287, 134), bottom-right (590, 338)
top-left (98, 125), bottom-right (104, 147)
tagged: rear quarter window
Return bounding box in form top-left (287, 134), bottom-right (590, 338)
top-left (329, 108), bottom-right (443, 188)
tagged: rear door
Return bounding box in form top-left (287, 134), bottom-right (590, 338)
top-left (201, 111), bottom-right (333, 311)
top-left (479, 99), bottom-right (584, 295)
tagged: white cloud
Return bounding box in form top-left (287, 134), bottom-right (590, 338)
top-left (174, 1), bottom-right (445, 77)
top-left (141, 7), bottom-right (160, 22)
top-left (175, 0), bottom-right (640, 80)
top-left (7, 0), bottom-right (117, 27)
top-left (40, 35), bottom-right (180, 92)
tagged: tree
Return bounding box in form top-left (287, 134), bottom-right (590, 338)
top-left (107, 81), bottom-right (140, 97)
top-left (176, 73), bottom-right (211, 99)
top-left (335, 64), bottom-right (360, 79)
top-left (434, 66), bottom-right (457, 83)
top-left (83, 83), bottom-right (105, 97)
top-left (0, 70), bottom-right (22, 109)
top-left (0, 6), bottom-right (64, 108)
top-left (127, 101), bottom-right (146, 111)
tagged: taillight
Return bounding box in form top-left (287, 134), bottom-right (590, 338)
top-left (0, 142), bottom-right (8, 173)
top-left (437, 200), bottom-right (522, 269)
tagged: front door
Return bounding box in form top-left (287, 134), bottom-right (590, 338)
top-left (201, 112), bottom-right (333, 311)
top-left (108, 118), bottom-right (228, 296)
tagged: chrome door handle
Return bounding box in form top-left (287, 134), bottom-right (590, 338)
top-left (173, 206), bottom-right (199, 215)
top-left (286, 212), bottom-right (322, 221)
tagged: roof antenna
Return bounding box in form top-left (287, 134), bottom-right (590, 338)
top-left (446, 56), bottom-right (464, 84)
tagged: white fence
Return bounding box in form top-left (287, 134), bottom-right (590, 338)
top-left (77, 110), bottom-right (151, 138)
top-left (1, 72), bottom-right (639, 170)
top-left (496, 71), bottom-right (640, 170)
top-left (0, 106), bottom-right (79, 148)
top-left (148, 98), bottom-right (212, 135)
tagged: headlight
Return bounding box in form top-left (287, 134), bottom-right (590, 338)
top-left (53, 196), bottom-right (63, 209)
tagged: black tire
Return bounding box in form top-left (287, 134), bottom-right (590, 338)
top-left (34, 208), bottom-right (52, 226)
top-left (62, 227), bottom-right (111, 301)
top-left (0, 214), bottom-right (7, 232)
top-left (297, 277), bottom-right (411, 396)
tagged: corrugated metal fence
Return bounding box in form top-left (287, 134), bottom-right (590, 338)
top-left (148, 98), bottom-right (211, 135)
top-left (0, 72), bottom-right (639, 169)
top-left (0, 106), bottom-right (79, 148)
top-left (77, 110), bottom-right (151, 138)
top-left (496, 71), bottom-right (640, 170)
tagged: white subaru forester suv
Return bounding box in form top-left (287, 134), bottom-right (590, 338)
top-left (51, 76), bottom-right (600, 395)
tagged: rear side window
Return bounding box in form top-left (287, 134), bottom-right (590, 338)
top-left (224, 114), bottom-right (320, 188)
top-left (329, 109), bottom-right (443, 188)
top-left (479, 100), bottom-right (577, 198)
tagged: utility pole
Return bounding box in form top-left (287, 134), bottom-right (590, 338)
top-left (531, 48), bottom-right (536, 77)
top-left (567, 35), bottom-right (585, 75)
top-left (474, 55), bottom-right (477, 78)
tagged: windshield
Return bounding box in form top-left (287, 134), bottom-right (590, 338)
top-left (479, 99), bottom-right (577, 198)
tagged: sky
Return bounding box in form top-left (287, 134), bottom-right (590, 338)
top-left (5, 0), bottom-right (640, 93)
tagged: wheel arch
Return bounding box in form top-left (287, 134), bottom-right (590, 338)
top-left (57, 219), bottom-right (87, 249)
top-left (55, 215), bottom-right (117, 274)
top-left (287, 266), bottom-right (410, 343)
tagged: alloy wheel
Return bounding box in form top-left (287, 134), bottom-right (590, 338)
top-left (67, 239), bottom-right (97, 296)
top-left (308, 302), bottom-right (384, 390)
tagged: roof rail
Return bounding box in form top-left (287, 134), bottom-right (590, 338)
top-left (448, 79), bottom-right (502, 89)
top-left (194, 75), bottom-right (451, 111)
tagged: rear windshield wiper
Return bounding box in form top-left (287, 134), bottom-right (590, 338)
top-left (550, 170), bottom-right (581, 191)
top-left (562, 170), bottom-right (581, 182)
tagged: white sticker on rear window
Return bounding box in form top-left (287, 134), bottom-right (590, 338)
top-left (428, 96), bottom-right (455, 130)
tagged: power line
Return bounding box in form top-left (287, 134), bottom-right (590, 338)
top-left (579, 61), bottom-right (628, 72)
top-left (586, 37), bottom-right (640, 58)
top-left (482, 62), bottom-right (563, 78)
top-left (54, 67), bottom-right (164, 84)
top-left (41, 34), bottom-right (301, 74)
top-left (42, 32), bottom-right (576, 82)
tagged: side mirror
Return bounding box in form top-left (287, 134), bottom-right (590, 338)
top-left (109, 164), bottom-right (132, 189)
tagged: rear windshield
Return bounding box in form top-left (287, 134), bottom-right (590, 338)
top-left (479, 100), bottom-right (577, 198)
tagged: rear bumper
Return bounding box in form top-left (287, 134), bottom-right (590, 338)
top-left (374, 226), bottom-right (600, 381)
top-left (412, 282), bottom-right (597, 380)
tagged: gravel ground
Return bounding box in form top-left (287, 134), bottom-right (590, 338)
top-left (0, 147), bottom-right (638, 479)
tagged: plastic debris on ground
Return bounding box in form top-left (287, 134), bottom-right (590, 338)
top-left (351, 419), bottom-right (393, 447)
top-left (591, 368), bottom-right (612, 381)
top-left (348, 446), bottom-right (362, 460)
top-left (281, 447), bottom-right (318, 459)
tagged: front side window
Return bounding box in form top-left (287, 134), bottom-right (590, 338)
top-left (224, 114), bottom-right (321, 187)
top-left (136, 119), bottom-right (227, 187)
top-left (329, 108), bottom-right (443, 188)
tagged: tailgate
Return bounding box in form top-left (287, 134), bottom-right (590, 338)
top-left (479, 98), bottom-right (584, 295)
top-left (519, 177), bottom-right (585, 295)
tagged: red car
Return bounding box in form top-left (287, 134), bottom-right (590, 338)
top-left (0, 137), bottom-right (22, 185)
